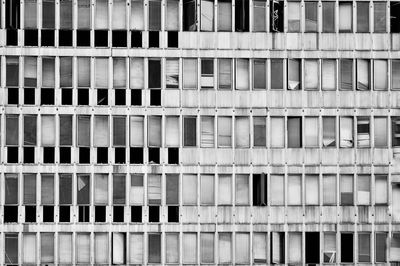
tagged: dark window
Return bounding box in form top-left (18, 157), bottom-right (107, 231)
top-left (7, 29), bottom-right (18, 45)
top-left (391, 2), bottom-right (400, 33)
top-left (59, 147), bottom-right (71, 163)
top-left (41, 30), bottom-right (55, 46)
top-left (183, 0), bottom-right (197, 31)
top-left (79, 147), bottom-right (90, 164)
top-left (168, 31), bottom-right (178, 47)
top-left (23, 147), bottom-right (34, 163)
top-left (305, 232), bottom-right (320, 263)
top-left (25, 29), bottom-right (38, 46)
top-left (235, 0), bottom-right (249, 31)
top-left (43, 147), bottom-right (55, 163)
top-left (148, 148), bottom-right (160, 164)
top-left (270, 1), bottom-right (283, 32)
top-left (78, 206), bottom-right (90, 222)
top-left (78, 88), bottom-right (89, 105)
top-left (130, 147), bottom-right (143, 164)
top-left (149, 206), bottom-right (159, 222)
top-left (322, 2), bottom-right (334, 32)
top-left (115, 147), bottom-right (126, 164)
top-left (97, 89), bottom-right (108, 105)
top-left (97, 147), bottom-right (108, 164)
top-left (168, 206), bottom-right (179, 222)
top-left (131, 89), bottom-right (142, 105)
top-left (168, 148), bottom-right (179, 164)
top-left (253, 174), bottom-right (267, 206)
top-left (112, 30), bottom-right (127, 47)
top-left (77, 29), bottom-right (91, 46)
top-left (8, 88), bottom-right (18, 104)
top-left (24, 88), bottom-right (35, 105)
top-left (183, 117), bottom-right (197, 147)
top-left (61, 88), bottom-right (72, 105)
top-left (113, 206), bottom-right (124, 222)
top-left (7, 147), bottom-right (19, 163)
top-left (4, 206), bottom-right (18, 223)
top-left (25, 206), bottom-right (36, 222)
top-left (341, 233), bottom-right (354, 263)
top-left (6, 0), bottom-right (20, 29)
top-left (131, 31), bottom-right (142, 47)
top-left (43, 205), bottom-right (54, 222)
top-left (131, 206), bottom-right (142, 222)
top-left (59, 30), bottom-right (73, 46)
top-left (59, 206), bottom-right (70, 222)
top-left (115, 89), bottom-right (126, 105)
top-left (149, 31), bottom-right (159, 47)
top-left (150, 90), bottom-right (161, 106)
top-left (41, 88), bottom-right (55, 105)
top-left (95, 30), bottom-right (108, 47)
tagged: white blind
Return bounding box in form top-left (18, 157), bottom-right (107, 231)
top-left (166, 233), bottom-right (179, 263)
top-left (305, 175), bottom-right (319, 205)
top-left (166, 1), bottom-right (179, 30)
top-left (339, 3), bottom-right (352, 31)
top-left (340, 117), bottom-right (353, 148)
top-left (95, 233), bottom-right (108, 264)
top-left (182, 174), bottom-right (197, 205)
top-left (165, 116), bottom-right (179, 147)
top-left (218, 233), bottom-right (232, 263)
top-left (94, 116), bottom-right (109, 147)
top-left (113, 58), bottom-right (126, 88)
top-left (24, 0), bottom-right (37, 28)
top-left (59, 233), bottom-right (72, 263)
top-left (130, 0), bottom-right (144, 30)
top-left (270, 175), bottom-right (284, 205)
top-left (235, 117), bottom-right (250, 148)
top-left (236, 174), bottom-right (249, 205)
top-left (201, 0), bottom-right (214, 31)
top-left (200, 175), bottom-right (214, 205)
top-left (42, 58), bottom-right (55, 87)
top-left (95, 0), bottom-right (108, 29)
top-left (129, 234), bottom-right (143, 264)
top-left (218, 59), bottom-right (232, 89)
top-left (288, 233), bottom-right (302, 263)
top-left (77, 234), bottom-right (90, 263)
top-left (130, 116), bottom-right (144, 146)
top-left (112, 233), bottom-right (125, 264)
top-left (288, 59), bottom-right (301, 90)
top-left (148, 174), bottom-right (161, 205)
top-left (218, 175), bottom-right (232, 205)
top-left (218, 1), bottom-right (232, 31)
top-left (183, 233), bottom-right (197, 264)
top-left (253, 233), bottom-right (267, 263)
top-left (235, 233), bottom-right (250, 264)
top-left (375, 176), bottom-right (387, 204)
top-left (374, 60), bottom-right (388, 90)
top-left (130, 174), bottom-right (144, 205)
top-left (304, 117), bottom-right (318, 147)
top-left (218, 116), bottom-right (232, 147)
top-left (183, 59), bottom-right (197, 89)
top-left (23, 234), bottom-right (36, 264)
top-left (148, 116), bottom-right (162, 147)
top-left (323, 175), bottom-right (336, 204)
top-left (357, 175), bottom-right (370, 205)
top-left (166, 59), bottom-right (179, 89)
top-left (357, 59), bottom-right (370, 90)
top-left (201, 116), bottom-right (214, 147)
top-left (112, 0), bottom-right (126, 29)
top-left (78, 58), bottom-right (90, 87)
top-left (94, 173), bottom-right (108, 204)
top-left (270, 117), bottom-right (284, 148)
top-left (130, 58), bottom-right (144, 89)
top-left (288, 175), bottom-right (301, 205)
top-left (201, 233), bottom-right (214, 263)
top-left (24, 57), bottom-right (37, 87)
top-left (41, 115), bottom-right (55, 146)
top-left (305, 60), bottom-right (319, 90)
top-left (96, 58), bottom-right (108, 88)
top-left (236, 59), bottom-right (249, 90)
top-left (322, 59), bottom-right (336, 90)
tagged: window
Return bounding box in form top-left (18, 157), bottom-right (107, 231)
top-left (235, 0), bottom-right (249, 31)
top-left (373, 117), bottom-right (387, 147)
top-left (200, 233), bottom-right (214, 263)
top-left (375, 233), bottom-right (387, 262)
top-left (166, 0), bottom-right (179, 31)
top-left (218, 59), bottom-right (232, 89)
top-left (5, 174), bottom-right (18, 205)
top-left (77, 174), bottom-right (90, 205)
top-left (270, 175), bottom-right (284, 205)
top-left (271, 59), bottom-right (284, 90)
top-left (201, 116), bottom-right (214, 147)
top-left (323, 117), bottom-right (336, 147)
top-left (183, 174), bottom-right (197, 205)
top-left (219, 174), bottom-right (232, 205)
top-left (287, 117), bottom-right (302, 148)
top-left (340, 117), bottom-right (353, 148)
top-left (253, 1), bottom-right (266, 32)
top-left (270, 1), bottom-right (284, 32)
top-left (183, 59), bottom-right (197, 89)
top-left (183, 0), bottom-right (197, 31)
top-left (166, 174), bottom-right (179, 206)
top-left (6, 115), bottom-right (19, 163)
top-left (148, 174), bottom-right (161, 205)
top-left (201, 0), bottom-right (214, 31)
top-left (235, 233), bottom-right (250, 264)
top-left (253, 117), bottom-right (266, 147)
top-left (23, 233), bottom-right (36, 264)
top-left (340, 174), bottom-right (354, 205)
top-left (339, 2), bottom-right (353, 32)
top-left (201, 59), bottom-right (214, 88)
top-left (59, 174), bottom-right (72, 205)
top-left (357, 117), bottom-right (370, 147)
top-left (201, 175), bottom-right (214, 205)
top-left (357, 175), bottom-right (370, 205)
top-left (358, 233), bottom-right (371, 262)
top-left (392, 117), bottom-right (400, 147)
top-left (219, 233), bottom-right (232, 263)
top-left (24, 174), bottom-right (36, 205)
top-left (218, 117), bottom-right (232, 147)
top-left (322, 59), bottom-right (336, 90)
top-left (236, 174), bottom-right (250, 205)
top-left (357, 59), bottom-right (370, 91)
top-left (253, 59), bottom-right (266, 90)
top-left (323, 174), bottom-right (336, 205)
top-left (323, 233), bottom-right (336, 263)
top-left (253, 174), bottom-right (267, 206)
top-left (374, 2), bottom-right (386, 32)
top-left (357, 2), bottom-right (369, 33)
top-left (41, 233), bottom-right (54, 263)
top-left (166, 59), bottom-right (179, 89)
top-left (305, 175), bottom-right (319, 205)
top-left (253, 233), bottom-right (267, 263)
top-left (304, 60), bottom-right (319, 90)
top-left (374, 60), bottom-right (388, 91)
top-left (270, 117), bottom-right (285, 148)
top-left (25, 0), bottom-right (37, 29)
top-left (288, 232), bottom-right (302, 264)
top-left (341, 233), bottom-right (354, 263)
top-left (166, 116), bottom-right (179, 149)
top-left (94, 233), bottom-right (108, 264)
top-left (235, 117), bottom-right (250, 148)
top-left (271, 232), bottom-right (285, 263)
top-left (304, 117), bottom-right (318, 147)
top-left (375, 175), bottom-right (388, 204)
top-left (131, 0), bottom-right (144, 30)
top-left (24, 115), bottom-right (37, 163)
top-left (288, 2), bottom-right (300, 32)
top-left (322, 2), bottom-right (335, 32)
top-left (148, 116), bottom-right (161, 148)
top-left (183, 116), bottom-right (197, 147)
top-left (130, 174), bottom-right (144, 205)
top-left (340, 59), bottom-right (353, 90)
top-left (77, 58), bottom-right (90, 104)
top-left (390, 2), bottom-right (400, 33)
top-left (130, 234), bottom-right (143, 263)
top-left (5, 233), bottom-right (18, 264)
top-left (7, 57), bottom-right (19, 87)
top-left (288, 59), bottom-right (301, 90)
top-left (288, 175), bottom-right (301, 205)
top-left (148, 234), bottom-right (161, 263)
top-left (218, 0), bottom-right (232, 31)
top-left (183, 233), bottom-right (197, 263)
top-left (166, 233), bottom-right (179, 263)
top-left (149, 0), bottom-right (161, 31)
top-left (236, 59), bottom-right (249, 90)
top-left (305, 2), bottom-right (318, 32)
top-left (76, 233), bottom-right (90, 263)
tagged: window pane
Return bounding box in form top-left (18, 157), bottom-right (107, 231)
top-left (113, 58), bottom-right (126, 88)
top-left (304, 117), bottom-right (318, 147)
top-left (357, 117), bottom-right (370, 147)
top-left (218, 59), bottom-right (232, 89)
top-left (148, 59), bottom-right (161, 88)
top-left (305, 60), bottom-right (319, 90)
top-left (253, 233), bottom-right (267, 263)
top-left (288, 59), bottom-right (301, 90)
top-left (77, 116), bottom-right (90, 146)
top-left (59, 234), bottom-right (72, 263)
top-left (41, 115), bottom-right (55, 146)
top-left (95, 233), bottom-right (108, 264)
top-left (5, 234), bottom-right (18, 264)
top-left (357, 175), bottom-right (370, 205)
top-left (305, 175), bottom-right (319, 205)
top-left (24, 57), bottom-right (37, 87)
top-left (60, 115), bottom-right (72, 146)
top-left (166, 174), bottom-right (179, 205)
top-left (77, 175), bottom-right (90, 204)
top-left (288, 117), bottom-right (302, 148)
top-left (184, 117), bottom-right (197, 147)
top-left (6, 57), bottom-right (19, 87)
top-left (235, 117), bottom-right (250, 148)
top-left (24, 115), bottom-right (37, 146)
top-left (236, 59), bottom-right (249, 90)
top-left (94, 173), bottom-right (108, 204)
top-left (201, 233), bottom-right (214, 263)
top-left (270, 175), bottom-right (284, 205)
top-left (130, 174), bottom-right (144, 205)
top-left (166, 233), bottom-right (179, 263)
top-left (253, 117), bottom-right (266, 147)
top-left (287, 175), bottom-right (301, 205)
top-left (166, 116), bottom-right (179, 147)
top-left (340, 117), bottom-right (353, 148)
top-left (113, 116), bottom-right (126, 146)
top-left (218, 0), bottom-right (232, 31)
top-left (112, 0), bottom-right (126, 29)
top-left (183, 0), bottom-right (197, 31)
top-left (148, 116), bottom-right (161, 147)
top-left (60, 0), bottom-right (72, 29)
top-left (25, 0), bottom-right (37, 28)
top-left (218, 174), bottom-right (232, 205)
top-left (183, 174), bottom-right (197, 205)
top-left (23, 234), bottom-right (36, 264)
top-left (183, 59), bottom-right (197, 89)
top-left (323, 174), bottom-right (336, 205)
top-left (323, 117), bottom-right (336, 147)
top-left (288, 2), bottom-right (300, 32)
top-left (323, 2), bottom-right (335, 32)
top-left (6, 115), bottom-right (19, 146)
top-left (41, 233), bottom-right (54, 263)
top-left (42, 0), bottom-right (55, 29)
top-left (305, 2), bottom-right (318, 32)
top-left (358, 233), bottom-right (371, 262)
top-left (24, 174), bottom-right (36, 204)
top-left (375, 175), bottom-right (388, 204)
top-left (323, 233), bottom-right (336, 262)
top-left (375, 233), bottom-right (386, 262)
top-left (236, 174), bottom-right (249, 205)
top-left (113, 174), bottom-right (125, 204)
top-left (357, 2), bottom-right (369, 33)
top-left (131, 0), bottom-right (144, 30)
top-left (76, 233), bottom-right (90, 263)
top-left (41, 174), bottom-right (54, 204)
top-left (201, 116), bottom-right (214, 147)
top-left (166, 59), bottom-right (179, 89)
top-left (201, 0), bottom-right (214, 31)
top-left (340, 174), bottom-right (354, 205)
top-left (148, 174), bottom-right (161, 205)
top-left (218, 233), bottom-right (232, 263)
top-left (130, 234), bottom-right (143, 263)
top-left (95, 0), bottom-right (108, 29)
top-left (94, 116), bottom-right (109, 147)
top-left (78, 58), bottom-right (90, 87)
top-left (322, 59), bottom-right (336, 90)
top-left (59, 174), bottom-right (72, 205)
top-left (218, 117), bottom-right (232, 147)
top-left (130, 58), bottom-right (144, 89)
top-left (130, 116), bottom-right (144, 146)
top-left (166, 0), bottom-right (179, 30)
top-left (60, 57), bottom-right (72, 87)
top-left (288, 233), bottom-right (302, 263)
top-left (183, 233), bottom-right (197, 263)
top-left (5, 174), bottom-right (18, 204)
top-left (270, 117), bottom-right (284, 148)
top-left (78, 0), bottom-right (91, 28)
top-left (235, 233), bottom-right (250, 264)
top-left (357, 59), bottom-right (370, 91)
top-left (201, 175), bottom-right (214, 205)
top-left (339, 3), bottom-right (353, 32)
top-left (393, 60), bottom-right (400, 90)
top-left (95, 58), bottom-right (108, 88)
top-left (253, 1), bottom-right (266, 31)
top-left (374, 2), bottom-right (386, 33)
top-left (374, 60), bottom-right (388, 90)
top-left (253, 59), bottom-right (266, 89)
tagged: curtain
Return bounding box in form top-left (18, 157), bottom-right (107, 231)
top-left (78, 116), bottom-right (90, 147)
top-left (236, 59), bottom-right (249, 90)
top-left (340, 117), bottom-right (353, 147)
top-left (41, 233), bottom-right (54, 263)
top-left (59, 233), bottom-right (72, 263)
top-left (201, 116), bottom-right (214, 147)
top-left (323, 2), bottom-right (335, 32)
top-left (322, 60), bottom-right (336, 90)
top-left (112, 0), bottom-right (126, 29)
top-left (130, 58), bottom-right (144, 89)
top-left (218, 174), bottom-right (232, 205)
top-left (113, 116), bottom-right (126, 146)
top-left (340, 59), bottom-right (353, 90)
top-left (374, 2), bottom-right (386, 32)
top-left (183, 59), bottom-right (197, 89)
top-left (59, 174), bottom-right (72, 204)
top-left (288, 117), bottom-right (301, 148)
top-left (305, 60), bottom-right (319, 90)
top-left (323, 175), bottom-right (336, 205)
top-left (374, 60), bottom-right (388, 90)
top-left (201, 233), bottom-right (214, 263)
top-left (184, 117), bottom-right (196, 146)
top-left (166, 116), bottom-right (179, 147)
top-left (288, 2), bottom-right (300, 32)
top-left (76, 234), bottom-right (90, 263)
top-left (357, 2), bottom-right (369, 32)
top-left (375, 175), bottom-right (387, 204)
top-left (24, 115), bottom-right (37, 146)
top-left (95, 0), bottom-right (108, 29)
top-left (166, 1), bottom-right (179, 30)
top-left (112, 233), bottom-right (125, 264)
top-left (148, 116), bottom-right (161, 147)
top-left (24, 174), bottom-right (36, 204)
top-left (78, 0), bottom-right (91, 28)
top-left (218, 117), bottom-right (232, 147)
top-left (253, 59), bottom-right (266, 89)
top-left (218, 0), bottom-right (232, 31)
top-left (60, 115), bottom-right (72, 146)
top-left (6, 57), bottom-right (19, 87)
top-left (94, 116), bottom-right (109, 147)
top-left (270, 175), bottom-right (284, 205)
top-left (357, 59), bottom-right (370, 90)
top-left (253, 1), bottom-right (266, 32)
top-left (148, 1), bottom-right (161, 31)
top-left (41, 174), bottom-right (54, 204)
top-left (340, 175), bottom-right (353, 205)
top-left (94, 173), bottom-right (108, 204)
top-left (253, 117), bottom-right (266, 147)
top-left (130, 116), bottom-right (144, 146)
top-left (218, 59), bottom-right (231, 89)
top-left (235, 117), bottom-right (250, 148)
top-left (95, 233), bottom-right (108, 264)
top-left (288, 175), bottom-right (301, 205)
top-left (166, 174), bottom-right (179, 205)
top-left (235, 233), bottom-right (250, 263)
top-left (305, 175), bottom-right (319, 205)
top-left (42, 0), bottom-right (55, 29)
top-left (166, 59), bottom-right (179, 89)
top-left (339, 3), bottom-right (352, 31)
top-left (253, 233), bottom-right (267, 263)
top-left (60, 0), bottom-right (72, 29)
top-left (304, 117), bottom-right (318, 147)
top-left (357, 175), bottom-right (370, 205)
top-left (129, 234), bottom-right (143, 263)
top-left (182, 174), bottom-right (197, 205)
top-left (323, 117), bottom-right (336, 147)
top-left (78, 58), bottom-right (90, 87)
top-left (201, 0), bottom-right (214, 31)
top-left (200, 175), bottom-right (214, 205)
top-left (60, 57), bottom-right (72, 87)
top-left (130, 0), bottom-right (144, 30)
top-left (41, 115), bottom-right (55, 146)
top-left (236, 174), bottom-right (249, 205)
top-left (96, 58), bottom-right (108, 88)
top-left (42, 57), bottom-right (55, 87)
top-left (288, 233), bottom-right (302, 263)
top-left (270, 117), bottom-right (284, 148)
top-left (24, 0), bottom-right (37, 28)
top-left (148, 234), bottom-right (161, 263)
top-left (148, 59), bottom-right (161, 88)
top-left (357, 117), bottom-right (370, 147)
top-left (130, 174), bottom-right (144, 205)
top-left (23, 234), bottom-right (36, 263)
top-left (148, 174), bottom-right (161, 205)
top-left (77, 175), bottom-right (90, 204)
top-left (305, 2), bottom-right (317, 32)
top-left (218, 233), bottom-right (232, 263)
top-left (113, 174), bottom-right (125, 204)
top-left (113, 58), bottom-right (126, 88)
top-left (166, 233), bottom-right (179, 263)
top-left (24, 57), bottom-right (37, 87)
top-left (183, 233), bottom-right (197, 263)
top-left (288, 59), bottom-right (301, 90)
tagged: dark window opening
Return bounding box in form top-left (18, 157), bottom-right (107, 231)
top-left (341, 233), bottom-right (354, 263)
top-left (8, 88), bottom-right (18, 104)
top-left (25, 206), bottom-right (36, 223)
top-left (7, 29), bottom-right (18, 45)
top-left (168, 148), bottom-right (179, 164)
top-left (24, 88), bottom-right (35, 105)
top-left (7, 147), bottom-right (18, 163)
top-left (77, 30), bottom-right (91, 46)
top-left (97, 147), bottom-right (108, 164)
top-left (78, 88), bottom-right (89, 105)
top-left (59, 206), bottom-right (70, 222)
top-left (79, 147), bottom-right (90, 164)
top-left (131, 89), bottom-right (142, 105)
top-left (168, 206), bottom-right (179, 222)
top-left (61, 88), bottom-right (72, 105)
top-left (131, 31), bottom-right (142, 47)
top-left (43, 205), bottom-right (54, 222)
top-left (270, 232), bottom-right (285, 264)
top-left (270, 1), bottom-right (284, 32)
top-left (113, 206), bottom-right (124, 222)
top-left (95, 30), bottom-right (108, 47)
top-left (131, 206), bottom-right (142, 222)
top-left (305, 232), bottom-right (320, 264)
top-left (391, 2), bottom-right (400, 33)
top-left (95, 205), bottom-right (106, 222)
top-left (112, 30), bottom-right (127, 47)
top-left (43, 147), bottom-right (55, 163)
top-left (115, 147), bottom-right (126, 164)
top-left (78, 206), bottom-right (90, 222)
top-left (183, 0), bottom-right (197, 31)
top-left (148, 60), bottom-right (161, 88)
top-left (23, 147), bottom-right (35, 163)
top-left (97, 89), bottom-right (108, 105)
top-left (59, 30), bottom-right (73, 46)
top-left (41, 30), bottom-right (55, 46)
top-left (149, 31), bottom-right (159, 47)
top-left (130, 147), bottom-right (143, 164)
top-left (41, 88), bottom-right (55, 105)
top-left (150, 89), bottom-right (161, 106)
top-left (6, 0), bottom-right (20, 29)
top-left (59, 147), bottom-right (71, 164)
top-left (168, 31), bottom-right (178, 48)
top-left (148, 148), bottom-right (160, 164)
top-left (235, 0), bottom-right (249, 31)
top-left (253, 173), bottom-right (267, 206)
top-left (115, 89), bottom-right (126, 105)
top-left (149, 206), bottom-right (159, 222)
top-left (4, 206), bottom-right (18, 223)
top-left (25, 29), bottom-right (38, 46)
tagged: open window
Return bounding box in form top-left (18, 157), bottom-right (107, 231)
top-left (253, 173), bottom-right (267, 206)
top-left (340, 174), bottom-right (354, 206)
top-left (357, 117), bottom-right (370, 147)
top-left (323, 233), bottom-right (336, 263)
top-left (390, 2), bottom-right (400, 33)
top-left (339, 116), bottom-right (353, 148)
top-left (6, 0), bottom-right (20, 45)
top-left (271, 232), bottom-right (285, 264)
top-left (95, 58), bottom-right (109, 105)
top-left (288, 59), bottom-right (301, 90)
top-left (5, 233), bottom-right (18, 264)
top-left (357, 59), bottom-right (370, 91)
top-left (235, 0), bottom-right (249, 31)
top-left (77, 174), bottom-right (90, 222)
top-left (341, 233), bottom-right (354, 263)
top-left (24, 0), bottom-right (38, 45)
top-left (183, 0), bottom-right (197, 31)
top-left (270, 0), bottom-right (283, 32)
top-left (77, 0), bottom-right (91, 46)
top-left (218, 0), bottom-right (232, 31)
top-left (339, 2), bottom-right (353, 32)
top-left (373, 117), bottom-right (387, 148)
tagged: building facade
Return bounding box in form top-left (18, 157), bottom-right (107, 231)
top-left (1, 0), bottom-right (400, 264)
